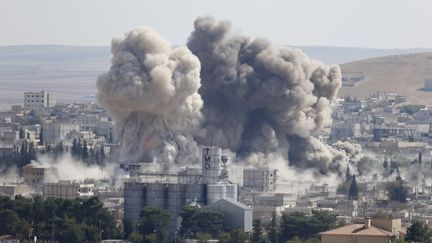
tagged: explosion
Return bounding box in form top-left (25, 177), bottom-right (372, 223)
top-left (97, 17), bottom-right (353, 174)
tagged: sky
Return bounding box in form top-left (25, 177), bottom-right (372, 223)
top-left (1, 0), bottom-right (431, 49)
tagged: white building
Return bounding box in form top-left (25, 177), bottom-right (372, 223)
top-left (243, 167), bottom-right (278, 192)
top-left (24, 91), bottom-right (56, 109)
top-left (42, 122), bottom-right (80, 145)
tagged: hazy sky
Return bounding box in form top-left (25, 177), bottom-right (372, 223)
top-left (1, 0), bottom-right (431, 48)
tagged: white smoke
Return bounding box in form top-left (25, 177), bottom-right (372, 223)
top-left (30, 154), bottom-right (116, 182)
top-left (97, 27), bottom-right (203, 170)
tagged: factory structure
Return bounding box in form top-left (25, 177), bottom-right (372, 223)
top-left (123, 146), bottom-right (252, 233)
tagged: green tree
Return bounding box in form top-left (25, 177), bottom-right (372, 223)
top-left (19, 127), bottom-right (25, 139)
top-left (348, 175), bottom-right (359, 200)
top-left (197, 232), bottom-right (212, 243)
top-left (252, 219), bottom-right (264, 243)
top-left (345, 165), bottom-right (352, 181)
top-left (82, 140), bottom-right (89, 161)
top-left (406, 221), bottom-right (432, 242)
top-left (286, 236), bottom-right (302, 243)
top-left (180, 206), bottom-right (224, 238)
top-left (387, 179), bottom-right (408, 203)
top-left (56, 217), bottom-right (85, 243)
top-left (99, 146), bottom-right (106, 164)
top-left (128, 232), bottom-right (144, 243)
top-left (267, 212), bottom-right (279, 243)
top-left (0, 209), bottom-right (19, 235)
top-left (138, 207), bottom-right (170, 243)
top-left (280, 211), bottom-right (336, 242)
top-left (39, 126), bottom-right (44, 145)
top-left (228, 228), bottom-right (249, 243)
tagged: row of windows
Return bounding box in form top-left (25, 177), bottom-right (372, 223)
top-left (26, 95), bottom-right (44, 98)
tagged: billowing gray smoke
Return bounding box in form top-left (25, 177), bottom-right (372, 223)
top-left (98, 17), bottom-right (347, 174)
top-left (187, 17), bottom-right (342, 173)
top-left (97, 27), bottom-right (203, 169)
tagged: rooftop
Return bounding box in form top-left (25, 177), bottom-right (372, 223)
top-left (320, 224), bottom-right (396, 237)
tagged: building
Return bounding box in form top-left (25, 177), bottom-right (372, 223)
top-left (243, 167), bottom-right (277, 192)
top-left (424, 79), bottom-right (432, 91)
top-left (42, 122), bottom-right (79, 145)
top-left (207, 198), bottom-right (253, 232)
top-left (0, 235), bottom-right (20, 243)
top-left (24, 90), bottom-right (56, 109)
top-left (0, 184), bottom-right (30, 198)
top-left (123, 146), bottom-right (240, 233)
top-left (43, 180), bottom-right (94, 199)
top-left (320, 217), bottom-right (402, 243)
top-left (23, 164), bottom-right (46, 189)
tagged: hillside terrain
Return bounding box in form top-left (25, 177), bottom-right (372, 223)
top-left (340, 52), bottom-right (432, 105)
top-left (0, 45), bottom-right (432, 109)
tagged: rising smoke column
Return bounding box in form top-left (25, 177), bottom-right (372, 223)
top-left (187, 16), bottom-right (342, 173)
top-left (97, 27), bottom-right (203, 169)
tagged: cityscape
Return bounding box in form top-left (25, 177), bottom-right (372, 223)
top-left (1, 1), bottom-right (432, 243)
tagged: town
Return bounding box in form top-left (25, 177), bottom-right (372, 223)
top-left (0, 88), bottom-right (431, 242)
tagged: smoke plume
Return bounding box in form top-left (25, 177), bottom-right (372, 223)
top-left (97, 27), bottom-right (203, 169)
top-left (97, 17), bottom-right (353, 174)
top-left (187, 16), bottom-right (342, 173)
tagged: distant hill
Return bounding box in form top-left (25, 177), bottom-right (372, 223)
top-left (292, 46), bottom-right (432, 65)
top-left (339, 52), bottom-right (432, 105)
top-left (0, 45), bottom-right (110, 109)
top-left (0, 45), bottom-right (431, 109)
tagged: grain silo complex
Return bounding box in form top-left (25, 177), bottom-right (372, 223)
top-left (123, 146), bottom-right (244, 232)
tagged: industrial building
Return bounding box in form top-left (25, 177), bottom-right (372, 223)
top-left (43, 180), bottom-right (95, 199)
top-left (24, 90), bottom-right (56, 109)
top-left (243, 167), bottom-right (278, 192)
top-left (42, 122), bottom-right (80, 145)
top-left (123, 146), bottom-right (245, 233)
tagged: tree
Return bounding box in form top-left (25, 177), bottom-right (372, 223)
top-left (0, 195), bottom-right (120, 241)
top-left (345, 165), bottom-right (352, 181)
top-left (406, 221), bottom-right (432, 242)
top-left (197, 232), bottom-right (212, 243)
top-left (0, 209), bottom-right (19, 235)
top-left (138, 207), bottom-right (170, 243)
top-left (280, 211), bottom-right (336, 242)
top-left (252, 219), bottom-right (264, 243)
top-left (180, 206), bottom-right (224, 238)
top-left (39, 126), bottom-right (44, 145)
top-left (267, 212), bottom-right (279, 243)
top-left (28, 142), bottom-right (36, 161)
top-left (348, 175), bottom-right (359, 200)
top-left (218, 228), bottom-right (249, 243)
top-left (82, 140), bottom-right (89, 161)
top-left (387, 179), bottom-right (408, 203)
top-left (19, 127), bottom-right (25, 139)
top-left (109, 129), bottom-right (113, 143)
top-left (227, 228), bottom-right (249, 243)
top-left (71, 138), bottom-right (78, 157)
top-left (99, 146), bottom-right (106, 164)
top-left (128, 232), bottom-right (144, 243)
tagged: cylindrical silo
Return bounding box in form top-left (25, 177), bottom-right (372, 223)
top-left (145, 183), bottom-right (167, 208)
top-left (207, 184), bottom-right (226, 204)
top-left (225, 184), bottom-right (238, 201)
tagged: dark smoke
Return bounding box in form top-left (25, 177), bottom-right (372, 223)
top-left (97, 17), bottom-right (353, 174)
top-left (187, 16), bottom-right (342, 173)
